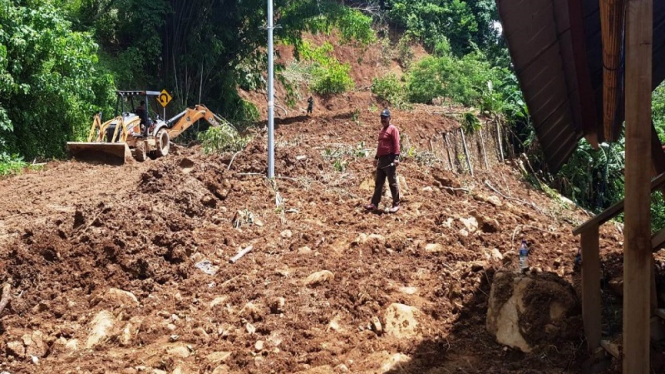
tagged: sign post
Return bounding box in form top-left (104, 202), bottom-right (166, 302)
top-left (157, 89), bottom-right (172, 120)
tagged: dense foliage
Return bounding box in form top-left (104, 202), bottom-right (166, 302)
top-left (550, 83), bottom-right (665, 232)
top-left (386, 0), bottom-right (499, 56)
top-left (0, 0), bottom-right (114, 160)
top-left (0, 0), bottom-right (375, 165)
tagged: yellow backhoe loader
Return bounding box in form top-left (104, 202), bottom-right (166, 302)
top-left (67, 90), bottom-right (231, 165)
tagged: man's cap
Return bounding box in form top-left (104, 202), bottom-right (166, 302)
top-left (380, 109), bottom-right (391, 118)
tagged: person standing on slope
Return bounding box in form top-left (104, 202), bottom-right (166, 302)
top-left (365, 109), bottom-right (401, 213)
top-left (307, 96), bottom-right (314, 115)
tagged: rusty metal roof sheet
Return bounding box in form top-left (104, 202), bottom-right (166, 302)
top-left (496, 0), bottom-right (665, 172)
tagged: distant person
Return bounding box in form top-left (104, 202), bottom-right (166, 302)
top-left (307, 96), bottom-right (314, 115)
top-left (365, 109), bottom-right (401, 213)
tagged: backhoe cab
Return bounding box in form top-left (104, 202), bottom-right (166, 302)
top-left (66, 90), bottom-right (228, 165)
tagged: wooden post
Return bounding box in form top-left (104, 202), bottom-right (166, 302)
top-left (443, 132), bottom-right (455, 172)
top-left (496, 118), bottom-right (505, 163)
top-left (652, 257), bottom-right (658, 312)
top-left (581, 225), bottom-right (601, 351)
top-left (460, 128), bottom-right (474, 176)
top-left (479, 128), bottom-right (490, 169)
top-left (624, 0), bottom-right (652, 372)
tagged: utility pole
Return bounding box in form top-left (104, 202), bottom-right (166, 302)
top-left (267, 0), bottom-right (275, 178)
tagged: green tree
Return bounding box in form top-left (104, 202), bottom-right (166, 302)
top-left (0, 0), bottom-right (115, 160)
top-left (386, 0), bottom-right (498, 55)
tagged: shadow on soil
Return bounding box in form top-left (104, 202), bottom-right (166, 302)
top-left (384, 251), bottom-right (665, 373)
top-left (384, 267), bottom-right (591, 374)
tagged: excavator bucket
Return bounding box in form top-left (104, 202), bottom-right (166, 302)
top-left (66, 142), bottom-right (132, 165)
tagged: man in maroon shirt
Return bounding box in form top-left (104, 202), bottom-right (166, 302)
top-left (365, 109), bottom-right (401, 213)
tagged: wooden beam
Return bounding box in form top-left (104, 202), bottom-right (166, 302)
top-left (567, 0), bottom-right (600, 147)
top-left (624, 0), bottom-right (653, 373)
top-left (572, 171), bottom-right (665, 235)
top-left (600, 0), bottom-right (626, 142)
top-left (581, 224), bottom-right (602, 351)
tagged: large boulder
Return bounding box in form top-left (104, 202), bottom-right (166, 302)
top-left (486, 271), bottom-right (582, 353)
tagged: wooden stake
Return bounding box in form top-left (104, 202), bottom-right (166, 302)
top-left (460, 128), bottom-right (474, 176)
top-left (624, 0), bottom-right (652, 372)
top-left (496, 118), bottom-right (505, 162)
top-left (443, 133), bottom-right (454, 172)
top-left (581, 225), bottom-right (601, 350)
top-left (479, 128), bottom-right (489, 169)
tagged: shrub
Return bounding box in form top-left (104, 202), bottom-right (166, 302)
top-left (336, 8), bottom-right (376, 46)
top-left (462, 112), bottom-right (481, 134)
top-left (300, 41), bottom-right (354, 95)
top-left (197, 126), bottom-right (249, 154)
top-left (311, 61), bottom-right (354, 95)
top-left (0, 153), bottom-right (28, 176)
top-left (406, 50), bottom-right (500, 107)
top-left (396, 35), bottom-right (415, 69)
top-left (371, 74), bottom-right (407, 108)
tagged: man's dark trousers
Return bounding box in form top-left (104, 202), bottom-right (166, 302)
top-left (371, 155), bottom-right (400, 207)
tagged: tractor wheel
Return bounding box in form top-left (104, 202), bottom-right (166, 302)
top-left (155, 129), bottom-right (170, 158)
top-left (133, 142), bottom-right (147, 162)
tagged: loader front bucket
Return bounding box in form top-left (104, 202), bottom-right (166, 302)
top-left (66, 142), bottom-right (132, 165)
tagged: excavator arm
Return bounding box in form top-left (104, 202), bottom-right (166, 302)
top-left (165, 104), bottom-right (224, 139)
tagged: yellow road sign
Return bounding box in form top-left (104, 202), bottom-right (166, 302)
top-left (157, 89), bottom-right (172, 108)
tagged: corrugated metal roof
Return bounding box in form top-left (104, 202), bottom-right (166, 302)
top-left (496, 0), bottom-right (665, 172)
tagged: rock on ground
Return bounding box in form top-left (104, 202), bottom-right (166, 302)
top-left (86, 310), bottom-right (116, 349)
top-left (384, 303), bottom-right (420, 339)
top-left (486, 271), bottom-right (582, 353)
top-left (304, 270), bottom-right (335, 287)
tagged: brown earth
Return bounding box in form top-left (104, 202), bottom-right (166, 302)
top-left (1, 27), bottom-right (665, 374)
top-left (1, 106), bottom-right (662, 373)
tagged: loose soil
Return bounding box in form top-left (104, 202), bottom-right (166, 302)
top-left (1, 30), bottom-right (664, 374)
top-left (1, 107), bottom-right (662, 374)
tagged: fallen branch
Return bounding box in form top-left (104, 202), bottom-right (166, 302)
top-left (0, 280), bottom-right (12, 315)
top-left (235, 172), bottom-right (264, 177)
top-left (229, 245), bottom-right (253, 264)
top-left (441, 186), bottom-right (470, 193)
top-left (511, 226), bottom-right (521, 244)
top-left (485, 180), bottom-right (546, 214)
top-left (227, 151), bottom-right (241, 170)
